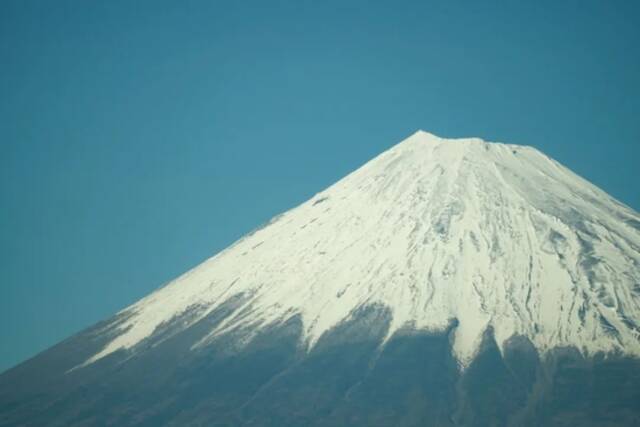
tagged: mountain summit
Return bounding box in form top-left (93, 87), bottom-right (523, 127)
top-left (2, 131), bottom-right (640, 426)
top-left (85, 130), bottom-right (640, 367)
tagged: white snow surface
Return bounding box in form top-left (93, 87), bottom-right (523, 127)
top-left (86, 131), bottom-right (640, 367)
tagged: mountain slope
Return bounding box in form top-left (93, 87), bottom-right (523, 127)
top-left (1, 130), bottom-right (639, 426)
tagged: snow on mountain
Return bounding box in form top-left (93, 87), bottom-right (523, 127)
top-left (84, 131), bottom-right (640, 368)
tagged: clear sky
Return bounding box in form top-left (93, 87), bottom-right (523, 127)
top-left (1, 0), bottom-right (639, 372)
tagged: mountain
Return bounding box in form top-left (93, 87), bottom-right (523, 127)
top-left (2, 131), bottom-right (639, 426)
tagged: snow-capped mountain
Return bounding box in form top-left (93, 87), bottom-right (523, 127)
top-left (85, 130), bottom-right (640, 367)
top-left (2, 131), bottom-right (639, 426)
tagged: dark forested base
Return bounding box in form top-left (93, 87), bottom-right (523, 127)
top-left (1, 306), bottom-right (639, 427)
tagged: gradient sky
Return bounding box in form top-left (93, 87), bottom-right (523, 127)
top-left (1, 0), bottom-right (639, 372)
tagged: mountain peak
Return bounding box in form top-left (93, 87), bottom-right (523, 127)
top-left (391, 130), bottom-right (528, 157)
top-left (397, 129), bottom-right (478, 146)
top-left (82, 131), bottom-right (640, 368)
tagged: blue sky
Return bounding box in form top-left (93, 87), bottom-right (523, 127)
top-left (1, 0), bottom-right (638, 372)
